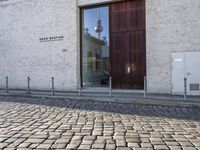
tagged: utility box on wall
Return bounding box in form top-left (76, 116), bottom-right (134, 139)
top-left (171, 51), bottom-right (200, 95)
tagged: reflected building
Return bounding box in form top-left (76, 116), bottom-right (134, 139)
top-left (82, 28), bottom-right (109, 87)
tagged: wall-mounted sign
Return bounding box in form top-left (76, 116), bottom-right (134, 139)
top-left (39, 36), bottom-right (64, 42)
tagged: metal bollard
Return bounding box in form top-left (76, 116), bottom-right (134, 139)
top-left (79, 77), bottom-right (82, 96)
top-left (51, 77), bottom-right (55, 95)
top-left (109, 76), bottom-right (112, 97)
top-left (184, 77), bottom-right (187, 100)
top-left (144, 76), bottom-right (147, 98)
top-left (6, 76), bottom-right (8, 93)
top-left (27, 76), bottom-right (31, 94)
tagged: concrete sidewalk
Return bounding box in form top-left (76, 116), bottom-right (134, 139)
top-left (0, 89), bottom-right (200, 108)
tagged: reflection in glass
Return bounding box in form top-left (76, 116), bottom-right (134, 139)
top-left (82, 6), bottom-right (110, 87)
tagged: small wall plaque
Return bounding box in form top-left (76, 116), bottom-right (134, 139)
top-left (40, 36), bottom-right (64, 42)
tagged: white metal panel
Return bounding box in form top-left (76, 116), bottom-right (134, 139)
top-left (171, 51), bottom-right (200, 95)
top-left (171, 53), bottom-right (185, 94)
top-left (185, 52), bottom-right (200, 95)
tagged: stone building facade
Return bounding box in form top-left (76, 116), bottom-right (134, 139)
top-left (0, 0), bottom-right (200, 94)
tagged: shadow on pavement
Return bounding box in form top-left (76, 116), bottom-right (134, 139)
top-left (0, 95), bottom-right (200, 121)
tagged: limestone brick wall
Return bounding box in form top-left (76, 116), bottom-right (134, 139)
top-left (146, 0), bottom-right (200, 93)
top-left (0, 0), bottom-right (199, 93)
top-left (0, 0), bottom-right (78, 91)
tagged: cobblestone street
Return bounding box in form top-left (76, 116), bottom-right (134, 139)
top-left (0, 96), bottom-right (200, 150)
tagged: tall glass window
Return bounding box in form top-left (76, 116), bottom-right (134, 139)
top-left (81, 6), bottom-right (110, 87)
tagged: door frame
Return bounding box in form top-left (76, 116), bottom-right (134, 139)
top-left (79, 0), bottom-right (146, 89)
top-left (80, 4), bottom-right (110, 88)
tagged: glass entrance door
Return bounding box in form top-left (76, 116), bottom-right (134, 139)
top-left (81, 6), bottom-right (110, 87)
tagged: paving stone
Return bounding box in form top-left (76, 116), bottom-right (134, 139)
top-left (5, 138), bottom-right (17, 143)
top-left (70, 139), bottom-right (82, 145)
top-left (37, 143), bottom-right (52, 149)
top-left (18, 143), bottom-right (31, 148)
top-left (0, 138), bottom-right (7, 142)
top-left (66, 143), bottom-right (79, 149)
top-left (78, 144), bottom-right (91, 149)
top-left (179, 141), bottom-right (193, 147)
top-left (150, 138), bottom-right (163, 142)
top-left (94, 139), bottom-right (105, 144)
top-left (151, 141), bottom-right (165, 145)
top-left (116, 147), bottom-right (131, 150)
top-left (16, 148), bottom-right (32, 150)
top-left (25, 139), bottom-right (44, 143)
top-left (132, 148), bottom-right (153, 150)
top-left (182, 147), bottom-right (197, 150)
top-left (82, 139), bottom-right (94, 145)
top-left (106, 139), bottom-right (115, 144)
top-left (29, 143), bottom-right (39, 149)
top-left (126, 137), bottom-right (140, 143)
top-left (0, 143), bottom-right (9, 149)
top-left (154, 145), bottom-right (169, 149)
top-left (165, 141), bottom-right (180, 146)
top-left (106, 144), bottom-right (116, 149)
top-left (192, 142), bottom-right (200, 147)
top-left (127, 143), bottom-right (140, 148)
top-left (43, 139), bottom-right (55, 144)
top-left (140, 138), bottom-right (150, 143)
top-left (55, 138), bottom-right (70, 144)
top-left (51, 143), bottom-right (66, 149)
top-left (4, 148), bottom-right (15, 150)
top-left (168, 146), bottom-right (182, 150)
top-left (116, 139), bottom-right (126, 147)
top-left (0, 96), bottom-right (200, 150)
top-left (92, 143), bottom-right (105, 149)
top-left (83, 135), bottom-right (96, 140)
top-left (141, 143), bottom-right (153, 148)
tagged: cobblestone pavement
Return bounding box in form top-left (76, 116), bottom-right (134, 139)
top-left (0, 96), bottom-right (200, 150)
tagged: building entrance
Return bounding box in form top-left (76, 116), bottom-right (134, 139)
top-left (81, 0), bottom-right (146, 89)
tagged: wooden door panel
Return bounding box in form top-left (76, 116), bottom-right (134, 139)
top-left (110, 2), bottom-right (128, 33)
top-left (133, 31), bottom-right (146, 89)
top-left (125, 31), bottom-right (145, 89)
top-left (110, 3), bottom-right (119, 33)
top-left (127, 0), bottom-right (145, 30)
top-left (110, 33), bottom-right (126, 88)
top-left (125, 32), bottom-right (135, 89)
top-left (110, 0), bottom-right (146, 89)
top-left (118, 2), bottom-right (128, 32)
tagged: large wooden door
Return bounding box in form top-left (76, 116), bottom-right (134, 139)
top-left (110, 0), bottom-right (146, 89)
